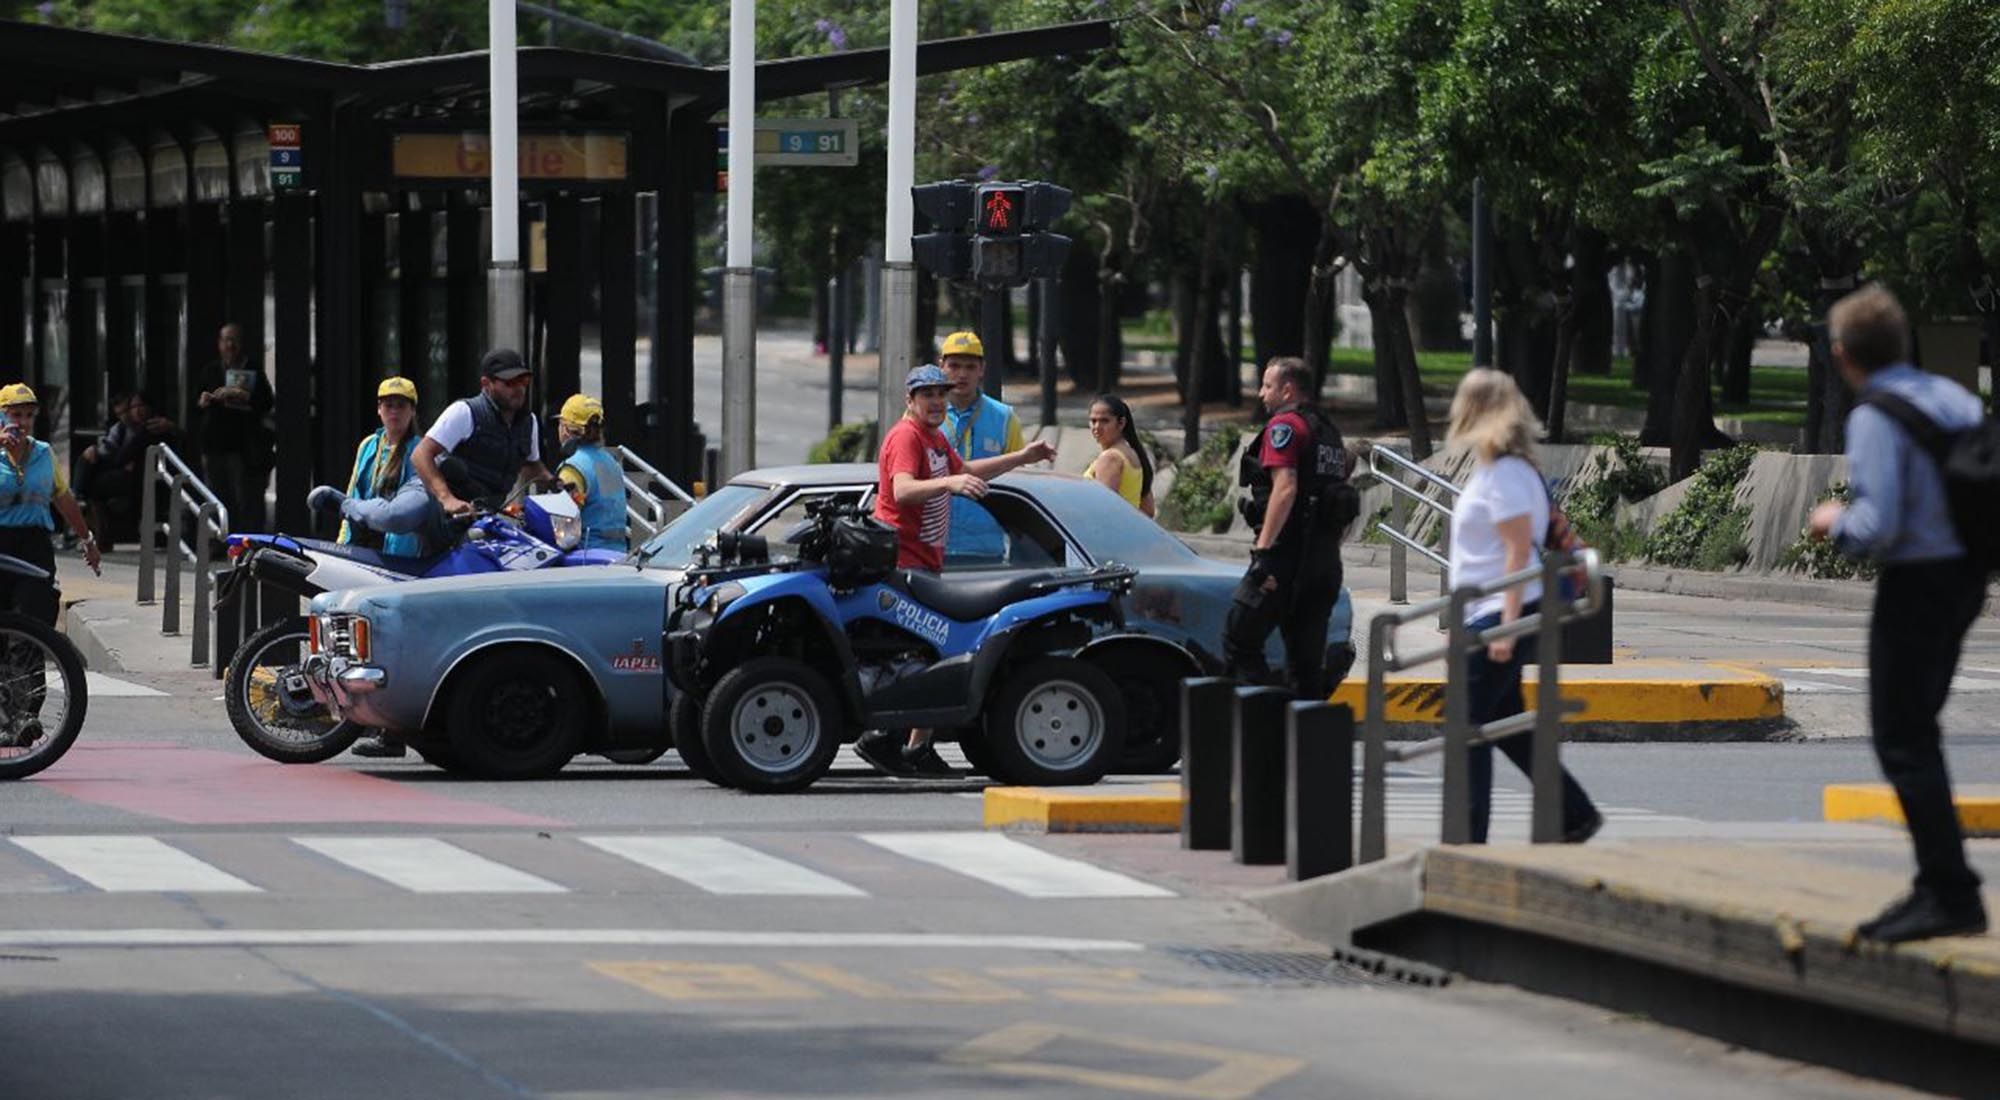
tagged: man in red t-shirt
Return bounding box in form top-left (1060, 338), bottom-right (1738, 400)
top-left (860, 364), bottom-right (1056, 775)
top-left (873, 364), bottom-right (1054, 571)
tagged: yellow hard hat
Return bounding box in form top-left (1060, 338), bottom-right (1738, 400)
top-left (560, 393), bottom-right (605, 430)
top-left (940, 331), bottom-right (984, 359)
top-left (376, 376), bottom-right (418, 403)
top-left (0, 383), bottom-right (38, 408)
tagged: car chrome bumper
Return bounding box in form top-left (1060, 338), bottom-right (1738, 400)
top-left (303, 654), bottom-right (387, 714)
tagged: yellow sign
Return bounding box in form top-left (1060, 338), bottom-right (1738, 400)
top-left (392, 132), bottom-right (627, 181)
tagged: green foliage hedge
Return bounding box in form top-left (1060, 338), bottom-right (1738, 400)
top-left (1645, 445), bottom-right (1757, 570)
top-left (1778, 483), bottom-right (1877, 581)
top-left (809, 421), bottom-right (875, 464)
top-left (1159, 425), bottom-right (1244, 534)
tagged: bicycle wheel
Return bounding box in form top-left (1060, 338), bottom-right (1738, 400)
top-left (0, 612), bottom-right (87, 780)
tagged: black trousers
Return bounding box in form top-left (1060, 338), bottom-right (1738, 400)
top-left (1870, 558), bottom-right (1987, 902)
top-left (1223, 540), bottom-right (1343, 701)
top-left (0, 524), bottom-right (58, 625)
top-left (1464, 605), bottom-right (1599, 844)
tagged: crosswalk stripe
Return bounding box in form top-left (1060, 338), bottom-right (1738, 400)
top-left (580, 835), bottom-right (866, 897)
top-left (293, 837), bottom-right (567, 894)
top-left (11, 836), bottom-right (260, 893)
top-left (861, 832), bottom-right (1173, 899)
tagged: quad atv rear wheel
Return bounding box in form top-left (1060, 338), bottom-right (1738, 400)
top-left (701, 658), bottom-right (845, 794)
top-left (983, 658), bottom-right (1125, 786)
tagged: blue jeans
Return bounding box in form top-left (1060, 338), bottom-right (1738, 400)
top-left (1464, 606), bottom-right (1599, 844)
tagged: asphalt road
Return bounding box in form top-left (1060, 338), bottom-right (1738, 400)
top-left (3, 672), bottom-right (1989, 1099)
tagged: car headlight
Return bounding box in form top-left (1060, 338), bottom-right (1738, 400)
top-left (313, 614), bottom-right (372, 660)
top-left (706, 581), bottom-right (747, 614)
top-left (549, 511), bottom-right (582, 551)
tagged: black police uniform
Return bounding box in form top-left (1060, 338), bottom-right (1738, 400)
top-left (1222, 403), bottom-right (1356, 700)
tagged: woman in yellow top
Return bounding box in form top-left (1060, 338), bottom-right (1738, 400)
top-left (1083, 393), bottom-right (1156, 517)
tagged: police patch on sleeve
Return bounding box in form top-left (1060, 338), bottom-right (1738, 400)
top-left (1268, 423), bottom-right (1294, 449)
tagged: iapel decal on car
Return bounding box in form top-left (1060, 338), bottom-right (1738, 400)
top-left (609, 640), bottom-right (661, 672)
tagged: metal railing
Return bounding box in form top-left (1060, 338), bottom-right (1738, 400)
top-left (1367, 444), bottom-right (1462, 610)
top-left (135, 443), bottom-right (229, 667)
top-left (614, 444), bottom-right (696, 542)
top-left (1357, 546), bottom-right (1606, 863)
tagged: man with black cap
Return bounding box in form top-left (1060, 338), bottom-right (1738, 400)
top-left (412, 348), bottom-right (554, 515)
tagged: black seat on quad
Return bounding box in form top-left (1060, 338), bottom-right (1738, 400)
top-left (889, 568), bottom-right (1079, 623)
top-left (291, 537), bottom-right (445, 577)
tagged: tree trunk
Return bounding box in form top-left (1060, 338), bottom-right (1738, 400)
top-left (1185, 214), bottom-right (1222, 456)
top-left (1632, 250), bottom-right (1661, 390)
top-left (1572, 228), bottom-right (1613, 376)
top-left (1095, 254), bottom-right (1124, 393)
top-left (1385, 286), bottom-right (1434, 459)
top-left (1641, 250), bottom-right (1696, 446)
top-left (1359, 280), bottom-right (1405, 428)
top-left (1226, 264), bottom-right (1245, 407)
top-left (1247, 196), bottom-right (1316, 367)
top-left (1721, 304), bottom-right (1755, 406)
top-left (1301, 217), bottom-right (1341, 396)
top-left (1059, 242), bottom-right (1102, 390)
top-left (1545, 290), bottom-right (1578, 442)
top-left (1669, 275), bottom-right (1719, 482)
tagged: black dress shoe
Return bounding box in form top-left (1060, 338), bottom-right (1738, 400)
top-left (1858, 890), bottom-right (1989, 944)
top-left (1562, 812), bottom-right (1605, 844)
top-left (852, 732), bottom-right (914, 777)
top-left (350, 735), bottom-right (407, 759)
top-left (901, 743), bottom-right (958, 779)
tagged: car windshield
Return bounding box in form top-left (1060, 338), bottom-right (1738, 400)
top-left (634, 483), bottom-right (770, 568)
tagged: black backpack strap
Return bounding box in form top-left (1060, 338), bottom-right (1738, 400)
top-left (1862, 391), bottom-right (1951, 464)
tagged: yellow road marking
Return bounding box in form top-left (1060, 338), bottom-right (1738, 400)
top-left (780, 962), bottom-right (1027, 1003)
top-left (944, 1022), bottom-right (1303, 1099)
top-left (588, 961), bottom-right (821, 1001)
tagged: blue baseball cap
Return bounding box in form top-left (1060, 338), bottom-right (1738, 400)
top-left (905, 364), bottom-right (951, 392)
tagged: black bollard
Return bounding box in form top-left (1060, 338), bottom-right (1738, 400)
top-left (1180, 677), bottom-right (1237, 851)
top-left (1287, 701), bottom-right (1355, 881)
top-left (1232, 686), bottom-right (1290, 865)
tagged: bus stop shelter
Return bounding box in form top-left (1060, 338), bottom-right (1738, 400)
top-left (0, 18), bottom-right (1111, 532)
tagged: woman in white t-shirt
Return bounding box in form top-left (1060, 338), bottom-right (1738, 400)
top-left (1446, 369), bottom-right (1601, 844)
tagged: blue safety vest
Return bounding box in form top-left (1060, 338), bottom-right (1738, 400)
top-left (562, 443), bottom-right (629, 551)
top-left (0, 441), bottom-right (57, 531)
top-left (340, 429), bottom-right (422, 557)
top-left (943, 394), bottom-right (1017, 561)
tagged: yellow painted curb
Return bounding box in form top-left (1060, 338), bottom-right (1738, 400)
top-left (984, 784), bottom-right (1182, 833)
top-left (1823, 784), bottom-right (2000, 837)
top-left (1328, 674), bottom-right (1784, 725)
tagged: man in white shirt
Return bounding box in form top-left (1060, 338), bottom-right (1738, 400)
top-left (413, 348), bottom-right (554, 515)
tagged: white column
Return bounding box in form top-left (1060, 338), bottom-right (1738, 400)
top-left (486, 0), bottom-right (523, 351)
top-left (720, 0), bottom-right (757, 476)
top-left (877, 0), bottom-right (919, 436)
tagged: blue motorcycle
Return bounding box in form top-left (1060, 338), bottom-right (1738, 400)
top-left (666, 498), bottom-right (1143, 793)
top-left (220, 491), bottom-right (624, 764)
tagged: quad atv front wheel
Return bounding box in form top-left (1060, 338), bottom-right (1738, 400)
top-left (983, 658), bottom-right (1125, 786)
top-left (700, 657), bottom-right (845, 794)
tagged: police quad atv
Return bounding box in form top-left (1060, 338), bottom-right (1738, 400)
top-left (665, 499), bottom-right (1141, 794)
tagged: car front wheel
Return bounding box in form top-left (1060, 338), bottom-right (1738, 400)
top-left (444, 647), bottom-right (586, 779)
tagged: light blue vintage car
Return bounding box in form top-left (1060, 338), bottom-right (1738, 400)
top-left (304, 464), bottom-right (1354, 779)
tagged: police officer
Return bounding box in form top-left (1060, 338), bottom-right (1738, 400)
top-left (0, 384), bottom-right (101, 626)
top-left (554, 393), bottom-right (629, 552)
top-left (938, 331), bottom-right (1029, 565)
top-left (412, 348), bottom-right (553, 516)
top-left (1224, 357), bottom-right (1356, 700)
top-left (337, 377), bottom-right (424, 556)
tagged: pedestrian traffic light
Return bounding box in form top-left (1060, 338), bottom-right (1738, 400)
top-left (911, 181), bottom-right (975, 281)
top-left (916, 178), bottom-right (1072, 287)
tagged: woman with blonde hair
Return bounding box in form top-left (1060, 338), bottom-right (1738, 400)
top-left (1446, 368), bottom-right (1601, 844)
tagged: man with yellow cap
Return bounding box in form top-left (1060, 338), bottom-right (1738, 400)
top-left (937, 330), bottom-right (1034, 565)
top-left (555, 393), bottom-right (628, 552)
top-left (336, 377), bottom-right (424, 556)
top-left (0, 384), bottom-right (101, 630)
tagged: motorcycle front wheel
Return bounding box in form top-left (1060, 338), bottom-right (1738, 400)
top-left (0, 612), bottom-right (88, 780)
top-left (225, 616), bottom-right (362, 764)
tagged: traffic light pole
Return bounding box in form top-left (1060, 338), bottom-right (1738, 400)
top-left (980, 289), bottom-right (1006, 398)
top-left (878, 0), bottom-right (918, 439)
top-left (1038, 278), bottom-right (1059, 428)
top-left (486, 0), bottom-right (524, 352)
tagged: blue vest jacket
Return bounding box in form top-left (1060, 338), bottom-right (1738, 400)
top-left (0, 441), bottom-right (57, 531)
top-left (340, 429), bottom-right (423, 557)
top-left (562, 443), bottom-right (629, 551)
top-left (943, 394), bottom-right (1016, 560)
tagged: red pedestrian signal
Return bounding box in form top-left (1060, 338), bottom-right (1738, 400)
top-left (977, 184), bottom-right (1024, 236)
